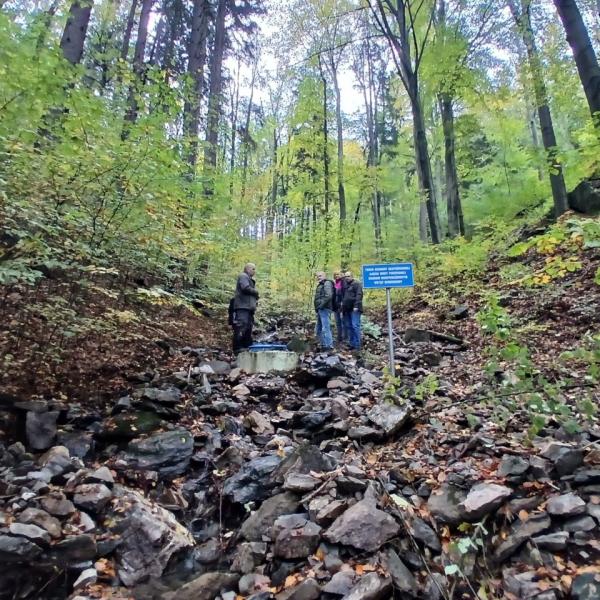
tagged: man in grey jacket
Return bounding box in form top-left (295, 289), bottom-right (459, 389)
top-left (314, 271), bottom-right (334, 350)
top-left (232, 263), bottom-right (259, 353)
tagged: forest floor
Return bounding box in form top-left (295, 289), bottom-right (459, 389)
top-left (0, 213), bottom-right (599, 600)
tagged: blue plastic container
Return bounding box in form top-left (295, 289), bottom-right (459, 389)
top-left (247, 343), bottom-right (288, 352)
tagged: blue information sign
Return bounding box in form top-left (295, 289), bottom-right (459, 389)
top-left (362, 263), bottom-right (415, 289)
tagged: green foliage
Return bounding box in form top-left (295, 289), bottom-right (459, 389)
top-left (476, 294), bottom-right (511, 340)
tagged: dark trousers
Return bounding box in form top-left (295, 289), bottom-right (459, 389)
top-left (232, 309), bottom-right (254, 352)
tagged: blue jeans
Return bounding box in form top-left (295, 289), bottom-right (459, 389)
top-left (344, 311), bottom-right (361, 349)
top-left (334, 310), bottom-right (345, 342)
top-left (315, 308), bottom-right (333, 348)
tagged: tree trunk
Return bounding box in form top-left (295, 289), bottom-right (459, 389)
top-left (183, 0), bottom-right (209, 172)
top-left (120, 0), bottom-right (138, 61)
top-left (510, 0), bottom-right (569, 216)
top-left (330, 65), bottom-right (347, 230)
top-left (411, 88), bottom-right (441, 244)
top-left (123, 0), bottom-right (153, 131)
top-left (203, 0), bottom-right (227, 196)
top-left (439, 94), bottom-right (465, 236)
top-left (229, 59), bottom-right (241, 197)
top-left (239, 56), bottom-right (258, 202)
top-left (318, 57), bottom-right (333, 263)
top-left (60, 0), bottom-right (93, 65)
top-left (36, 0), bottom-right (60, 51)
top-left (266, 128), bottom-right (278, 236)
top-left (553, 0), bottom-right (600, 122)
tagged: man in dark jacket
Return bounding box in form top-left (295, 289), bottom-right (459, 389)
top-left (342, 271), bottom-right (363, 350)
top-left (232, 263), bottom-right (259, 353)
top-left (314, 271), bottom-right (334, 350)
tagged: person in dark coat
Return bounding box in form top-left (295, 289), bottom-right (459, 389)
top-left (232, 263), bottom-right (259, 353)
top-left (333, 271), bottom-right (346, 345)
top-left (314, 271), bottom-right (334, 350)
top-left (342, 271), bottom-right (363, 350)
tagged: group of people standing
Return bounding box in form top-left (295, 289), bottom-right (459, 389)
top-left (314, 271), bottom-right (363, 351)
top-left (229, 263), bottom-right (363, 354)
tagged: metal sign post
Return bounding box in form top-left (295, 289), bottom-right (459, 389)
top-left (362, 263), bottom-right (415, 376)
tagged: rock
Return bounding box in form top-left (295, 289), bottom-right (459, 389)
top-left (408, 517), bottom-right (441, 552)
top-left (497, 456), bottom-right (529, 477)
top-left (315, 500), bottom-right (348, 526)
top-left (195, 538), bottom-right (220, 564)
top-left (52, 534), bottom-right (97, 564)
top-left (274, 521), bottom-right (321, 559)
top-left (73, 567), bottom-right (97, 590)
top-left (462, 483), bottom-right (512, 519)
top-left (419, 350), bottom-right (442, 367)
top-left (245, 411), bottom-right (274, 435)
top-left (232, 383), bottom-right (251, 398)
top-left (323, 571), bottom-right (355, 596)
top-left (367, 402), bottom-right (411, 436)
top-left (41, 491), bottom-right (76, 516)
top-left (540, 443), bottom-right (583, 476)
top-left (546, 493), bottom-right (586, 517)
top-left (108, 486), bottom-right (194, 586)
top-left (117, 429), bottom-right (194, 478)
top-left (73, 484), bottom-right (113, 512)
top-left (563, 515), bottom-right (596, 532)
top-left (428, 484), bottom-right (468, 525)
top-left (99, 411), bottom-right (163, 440)
top-left (277, 578), bottom-right (321, 600)
top-left (137, 386), bottom-right (181, 404)
top-left (449, 305), bottom-right (469, 320)
top-left (325, 500), bottom-right (399, 552)
top-left (239, 573), bottom-right (271, 595)
top-left (404, 328), bottom-right (431, 343)
top-left (360, 371), bottom-right (380, 387)
top-left (57, 431), bottom-right (93, 458)
top-left (383, 548), bottom-right (418, 595)
top-left (348, 426), bottom-right (381, 440)
top-left (224, 454), bottom-right (282, 504)
top-left (26, 411), bottom-right (59, 450)
top-left (85, 466), bottom-right (114, 485)
top-left (17, 507), bottom-right (61, 538)
top-left (574, 469), bottom-right (600, 484)
top-left (494, 513), bottom-right (551, 562)
top-left (284, 473), bottom-right (319, 492)
top-left (232, 542), bottom-right (267, 573)
top-left (300, 409), bottom-right (332, 430)
top-left (568, 179), bottom-right (600, 215)
top-left (0, 534), bottom-right (42, 562)
top-left (336, 476), bottom-right (367, 493)
top-left (587, 503), bottom-right (600, 524)
top-left (240, 492), bottom-right (300, 541)
top-left (166, 572), bottom-right (240, 600)
top-left (571, 572), bottom-right (600, 600)
top-left (531, 532), bottom-right (569, 551)
top-left (9, 522), bottom-right (51, 545)
top-left (271, 444), bottom-right (336, 482)
top-left (343, 573), bottom-right (392, 600)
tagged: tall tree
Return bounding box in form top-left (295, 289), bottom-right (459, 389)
top-left (183, 0), bottom-right (209, 171)
top-left (368, 0), bottom-right (441, 244)
top-left (553, 0), bottom-right (600, 123)
top-left (60, 0), bottom-right (94, 65)
top-left (509, 0), bottom-right (568, 217)
top-left (203, 0), bottom-right (228, 195)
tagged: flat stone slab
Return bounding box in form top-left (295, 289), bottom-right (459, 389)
top-left (237, 350), bottom-right (299, 374)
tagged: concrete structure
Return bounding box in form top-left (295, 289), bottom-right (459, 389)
top-left (237, 350), bottom-right (299, 374)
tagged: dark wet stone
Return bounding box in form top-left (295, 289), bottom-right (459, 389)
top-left (325, 500), bottom-right (399, 552)
top-left (540, 443), bottom-right (583, 476)
top-left (0, 534), bottom-right (42, 562)
top-left (336, 476), bottom-right (367, 493)
top-left (449, 305), bottom-right (469, 320)
top-left (322, 571), bottom-right (355, 596)
top-left (494, 513), bottom-right (551, 562)
top-left (9, 522), bottom-right (51, 545)
top-left (52, 534), bottom-right (97, 564)
top-left (546, 493), bottom-right (586, 517)
top-left (343, 572), bottom-right (392, 600)
top-left (17, 507), bottom-right (61, 538)
top-left (367, 402), bottom-right (411, 436)
top-left (383, 548), bottom-right (418, 595)
top-left (166, 572), bottom-right (240, 600)
top-left (117, 428), bottom-right (194, 478)
top-left (240, 493), bottom-right (300, 541)
top-left (571, 572), bottom-right (600, 600)
top-left (271, 444), bottom-right (336, 483)
top-left (195, 538), bottom-right (220, 564)
top-left (574, 469), bottom-right (600, 485)
top-left (409, 517), bottom-right (441, 552)
top-left (41, 492), bottom-right (76, 516)
top-left (531, 532), bottom-right (569, 551)
top-left (73, 483), bottom-right (113, 512)
top-left (274, 521), bottom-right (321, 559)
top-left (98, 411), bottom-right (163, 440)
top-left (26, 411), bottom-right (59, 451)
top-left (224, 454), bottom-right (282, 504)
top-left (563, 515), bottom-right (596, 533)
top-left (277, 577), bottom-right (320, 600)
top-left (57, 431), bottom-right (93, 458)
top-left (462, 483), bottom-right (512, 519)
top-left (497, 455), bottom-right (529, 477)
top-left (428, 484), bottom-right (468, 525)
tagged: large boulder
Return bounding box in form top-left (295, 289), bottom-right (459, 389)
top-left (107, 486), bottom-right (194, 586)
top-left (116, 429), bottom-right (194, 478)
top-left (324, 501), bottom-right (399, 552)
top-left (367, 402), bottom-right (412, 437)
top-left (568, 179), bottom-right (600, 215)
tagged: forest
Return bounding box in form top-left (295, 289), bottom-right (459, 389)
top-left (0, 0), bottom-right (600, 599)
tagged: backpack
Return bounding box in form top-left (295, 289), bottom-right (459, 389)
top-left (328, 280), bottom-right (339, 311)
top-left (228, 297), bottom-right (235, 326)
